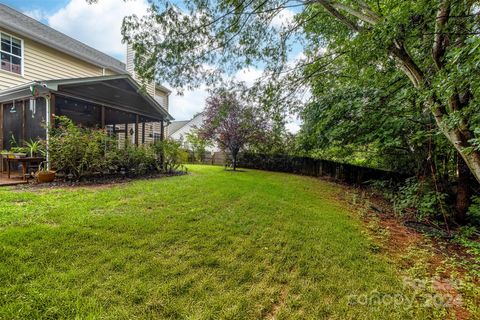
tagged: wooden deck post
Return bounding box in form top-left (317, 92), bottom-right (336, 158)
top-left (135, 115), bottom-right (139, 146)
top-left (45, 95), bottom-right (51, 170)
top-left (101, 106), bottom-right (105, 129)
top-left (0, 103), bottom-right (5, 150)
top-left (141, 121), bottom-right (145, 145)
top-left (160, 120), bottom-right (165, 169)
top-left (22, 100), bottom-right (26, 143)
top-left (124, 122), bottom-right (128, 147)
top-left (0, 103), bottom-right (3, 150)
top-left (160, 120), bottom-right (164, 141)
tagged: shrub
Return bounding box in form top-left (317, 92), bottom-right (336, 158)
top-left (392, 177), bottom-right (449, 222)
top-left (106, 143), bottom-right (156, 175)
top-left (151, 139), bottom-right (186, 173)
top-left (47, 116), bottom-right (186, 180)
top-left (48, 116), bottom-right (111, 179)
top-left (468, 196), bottom-right (480, 224)
top-left (185, 129), bottom-right (210, 163)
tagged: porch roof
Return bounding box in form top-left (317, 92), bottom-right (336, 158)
top-left (0, 75), bottom-right (174, 121)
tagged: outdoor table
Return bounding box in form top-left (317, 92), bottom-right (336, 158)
top-left (0, 154), bottom-right (7, 172)
top-left (6, 157), bottom-right (45, 180)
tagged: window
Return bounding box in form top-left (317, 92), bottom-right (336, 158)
top-left (153, 132), bottom-right (162, 143)
top-left (1, 32), bottom-right (22, 75)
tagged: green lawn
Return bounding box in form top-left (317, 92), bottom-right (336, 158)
top-left (0, 165), bottom-right (431, 319)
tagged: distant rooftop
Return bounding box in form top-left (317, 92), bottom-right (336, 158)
top-left (0, 3), bottom-right (126, 74)
top-left (168, 120), bottom-right (190, 136)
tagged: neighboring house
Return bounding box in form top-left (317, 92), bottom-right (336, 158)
top-left (0, 4), bottom-right (173, 153)
top-left (168, 113), bottom-right (220, 152)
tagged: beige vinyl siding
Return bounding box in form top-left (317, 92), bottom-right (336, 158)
top-left (154, 91), bottom-right (168, 110)
top-left (146, 82), bottom-right (155, 97)
top-left (0, 27), bottom-right (118, 91)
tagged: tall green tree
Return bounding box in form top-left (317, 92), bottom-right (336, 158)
top-left (185, 128), bottom-right (211, 163)
top-left (118, 0), bottom-right (480, 185)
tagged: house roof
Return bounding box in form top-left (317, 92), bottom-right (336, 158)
top-left (168, 120), bottom-right (190, 136)
top-left (0, 74), bottom-right (174, 121)
top-left (155, 83), bottom-right (172, 95)
top-left (0, 4), bottom-right (126, 74)
top-left (168, 112), bottom-right (204, 136)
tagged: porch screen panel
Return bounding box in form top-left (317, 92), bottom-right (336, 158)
top-left (3, 101), bottom-right (23, 150)
top-left (25, 98), bottom-right (47, 142)
top-left (139, 116), bottom-right (161, 145)
top-left (55, 96), bottom-right (101, 128)
top-left (104, 107), bottom-right (136, 147)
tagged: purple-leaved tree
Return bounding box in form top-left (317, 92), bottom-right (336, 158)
top-left (200, 88), bottom-right (266, 171)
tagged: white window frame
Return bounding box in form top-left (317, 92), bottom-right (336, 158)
top-left (153, 132), bottom-right (161, 143)
top-left (0, 31), bottom-right (24, 77)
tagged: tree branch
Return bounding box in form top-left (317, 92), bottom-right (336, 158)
top-left (316, 0), bottom-right (362, 32)
top-left (389, 40), bottom-right (426, 88)
top-left (432, 0), bottom-right (451, 70)
top-left (331, 2), bottom-right (380, 25)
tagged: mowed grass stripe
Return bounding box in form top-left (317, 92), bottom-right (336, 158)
top-left (0, 165), bottom-right (431, 319)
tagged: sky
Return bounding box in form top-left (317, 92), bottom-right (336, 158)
top-left (2, 0), bottom-right (301, 132)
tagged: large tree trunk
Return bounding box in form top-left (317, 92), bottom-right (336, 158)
top-left (456, 155), bottom-right (472, 223)
top-left (431, 105), bottom-right (480, 184)
top-left (230, 148), bottom-right (238, 171)
top-left (316, 0), bottom-right (480, 184)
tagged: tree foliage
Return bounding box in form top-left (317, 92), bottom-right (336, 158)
top-left (299, 0), bottom-right (480, 184)
top-left (185, 128), bottom-right (211, 162)
top-left (120, 0), bottom-right (480, 184)
top-left (112, 0), bottom-right (480, 222)
top-left (199, 86), bottom-right (266, 170)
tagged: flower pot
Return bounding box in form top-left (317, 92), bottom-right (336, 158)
top-left (14, 153), bottom-right (26, 158)
top-left (36, 170), bottom-right (56, 183)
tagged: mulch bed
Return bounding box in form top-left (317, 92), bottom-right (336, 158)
top-left (14, 171), bottom-right (188, 190)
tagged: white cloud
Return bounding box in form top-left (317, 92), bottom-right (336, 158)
top-left (48, 0), bottom-right (149, 60)
top-left (40, 0), bottom-right (302, 132)
top-left (286, 117), bottom-right (302, 134)
top-left (169, 86), bottom-right (209, 121)
top-left (234, 67), bottom-right (264, 86)
top-left (271, 8), bottom-right (295, 29)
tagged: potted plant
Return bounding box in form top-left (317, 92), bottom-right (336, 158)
top-left (10, 148), bottom-right (27, 158)
top-left (36, 161), bottom-right (56, 183)
top-left (8, 135), bottom-right (26, 158)
top-left (24, 139), bottom-right (41, 157)
top-left (0, 150), bottom-right (13, 158)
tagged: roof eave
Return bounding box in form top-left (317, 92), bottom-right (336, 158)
top-left (0, 22), bottom-right (126, 74)
top-left (41, 75), bottom-right (174, 121)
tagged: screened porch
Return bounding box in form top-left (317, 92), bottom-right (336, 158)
top-left (0, 75), bottom-right (173, 184)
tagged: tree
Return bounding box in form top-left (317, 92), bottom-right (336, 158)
top-left (299, 1), bottom-right (479, 221)
top-left (120, 0), bottom-right (480, 185)
top-left (185, 128), bottom-right (211, 163)
top-left (199, 87), bottom-right (266, 170)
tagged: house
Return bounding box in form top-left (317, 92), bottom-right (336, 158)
top-left (0, 4), bottom-right (173, 156)
top-left (168, 112), bottom-right (219, 152)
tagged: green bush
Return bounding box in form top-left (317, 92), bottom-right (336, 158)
top-left (392, 177), bottom-right (449, 222)
top-left (106, 143), bottom-right (156, 175)
top-left (468, 196), bottom-right (480, 224)
top-left (48, 116), bottom-right (111, 179)
top-left (47, 116), bottom-right (185, 180)
top-left (151, 139), bottom-right (186, 173)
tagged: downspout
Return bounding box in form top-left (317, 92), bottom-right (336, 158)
top-left (44, 95), bottom-right (51, 170)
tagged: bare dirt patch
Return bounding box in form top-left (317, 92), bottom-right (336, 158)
top-left (329, 181), bottom-right (478, 320)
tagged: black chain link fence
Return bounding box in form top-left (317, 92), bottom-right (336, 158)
top-left (237, 152), bottom-right (410, 184)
